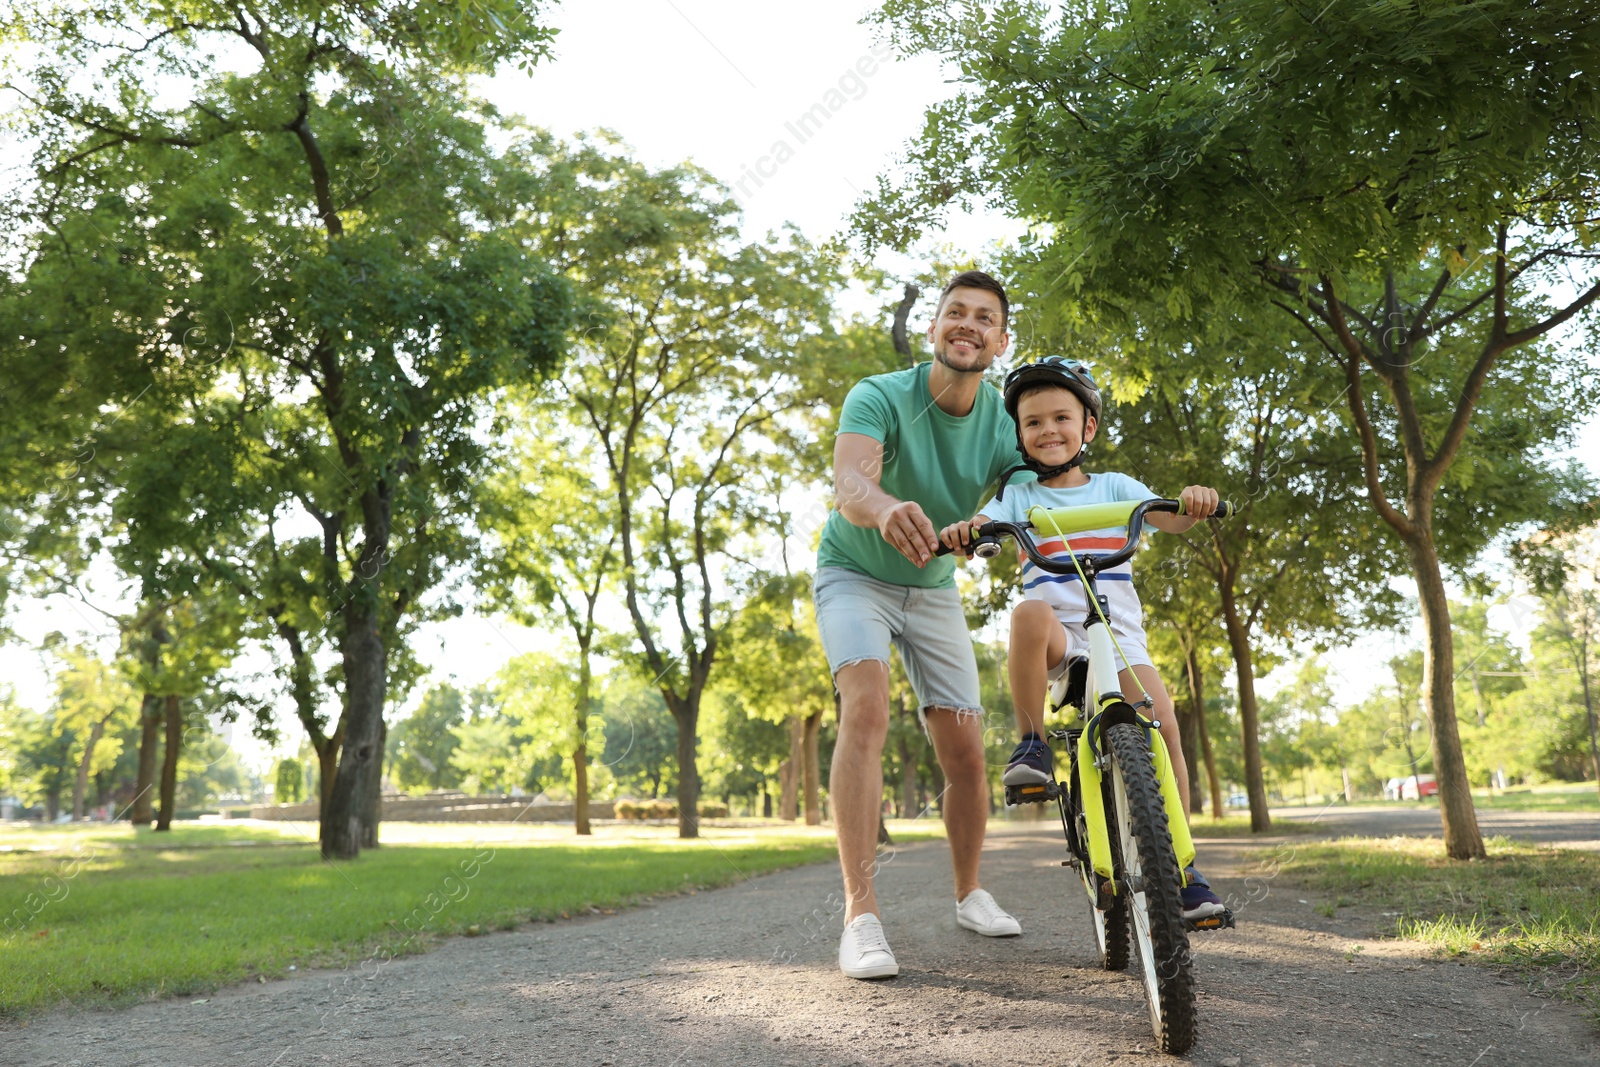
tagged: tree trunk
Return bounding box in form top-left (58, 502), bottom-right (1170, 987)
top-left (778, 716), bottom-right (801, 820)
top-left (802, 708), bottom-right (822, 827)
top-left (322, 602), bottom-right (387, 859)
top-left (131, 694), bottom-right (162, 825)
top-left (358, 717), bottom-right (386, 850)
top-left (672, 703), bottom-right (700, 839)
top-left (1574, 617), bottom-right (1599, 798)
top-left (897, 703), bottom-right (919, 819)
top-left (1187, 648), bottom-right (1224, 819)
top-left (1405, 534), bottom-right (1486, 859)
top-left (1218, 583), bottom-right (1270, 831)
top-left (318, 731), bottom-right (340, 815)
top-left (1177, 642), bottom-right (1203, 815)
top-left (574, 649), bottom-right (593, 835)
top-left (71, 716), bottom-right (108, 820)
top-left (156, 695), bottom-right (181, 831)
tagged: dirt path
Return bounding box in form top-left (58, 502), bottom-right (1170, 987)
top-left (6, 823), bottom-right (1595, 1067)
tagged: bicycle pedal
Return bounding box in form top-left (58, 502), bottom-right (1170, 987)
top-left (1004, 780), bottom-right (1062, 805)
top-left (1185, 908), bottom-right (1236, 932)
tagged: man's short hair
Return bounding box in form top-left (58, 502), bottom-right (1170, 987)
top-left (937, 270), bottom-right (1009, 327)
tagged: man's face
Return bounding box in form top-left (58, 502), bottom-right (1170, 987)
top-left (927, 286), bottom-right (1010, 373)
top-left (1017, 386), bottom-right (1096, 465)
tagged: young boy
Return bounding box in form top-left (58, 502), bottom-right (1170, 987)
top-left (938, 356), bottom-right (1227, 922)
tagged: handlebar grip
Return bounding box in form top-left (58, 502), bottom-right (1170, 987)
top-left (1177, 498), bottom-right (1237, 519)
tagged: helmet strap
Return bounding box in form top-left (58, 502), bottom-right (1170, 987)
top-left (994, 447), bottom-right (1085, 501)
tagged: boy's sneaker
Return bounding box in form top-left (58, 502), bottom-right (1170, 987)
top-left (838, 914), bottom-right (899, 979)
top-left (1180, 865), bottom-right (1227, 921)
top-left (1002, 735), bottom-right (1053, 786)
top-left (955, 889), bottom-right (1022, 937)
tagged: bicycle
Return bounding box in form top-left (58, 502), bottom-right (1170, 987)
top-left (939, 496), bottom-right (1236, 1055)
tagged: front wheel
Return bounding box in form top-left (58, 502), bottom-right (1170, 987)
top-left (1070, 784), bottom-right (1128, 971)
top-left (1106, 721), bottom-right (1197, 1055)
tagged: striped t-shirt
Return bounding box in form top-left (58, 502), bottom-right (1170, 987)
top-left (981, 473), bottom-right (1156, 628)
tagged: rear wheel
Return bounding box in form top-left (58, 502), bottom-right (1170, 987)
top-left (1106, 721), bottom-right (1197, 1055)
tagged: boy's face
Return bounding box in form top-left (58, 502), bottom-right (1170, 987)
top-left (1017, 386), bottom-right (1097, 465)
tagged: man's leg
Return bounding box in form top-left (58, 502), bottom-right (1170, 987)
top-left (832, 659), bottom-right (893, 923)
top-left (922, 707), bottom-right (988, 901)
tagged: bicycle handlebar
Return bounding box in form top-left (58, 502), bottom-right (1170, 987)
top-left (936, 498), bottom-right (1236, 578)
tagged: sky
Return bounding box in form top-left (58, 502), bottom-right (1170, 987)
top-left (2, 1), bottom-right (1597, 767)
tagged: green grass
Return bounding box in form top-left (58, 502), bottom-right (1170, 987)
top-left (1270, 835), bottom-right (1600, 1022)
top-left (1186, 813), bottom-right (1320, 839)
top-left (1471, 785), bottom-right (1600, 813)
top-left (0, 819), bottom-right (944, 1017)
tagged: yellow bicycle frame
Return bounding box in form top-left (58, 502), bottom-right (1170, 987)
top-left (1067, 606), bottom-right (1195, 890)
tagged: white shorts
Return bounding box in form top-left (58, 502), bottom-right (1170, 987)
top-left (1045, 611), bottom-right (1153, 678)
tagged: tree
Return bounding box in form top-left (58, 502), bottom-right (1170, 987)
top-left (598, 670), bottom-right (678, 801)
top-left (478, 410), bottom-right (618, 834)
top-left (274, 758), bottom-right (305, 805)
top-left (548, 140), bottom-right (844, 838)
top-left (864, 0), bottom-right (1600, 858)
top-left (715, 574), bottom-right (836, 823)
top-left (1518, 526), bottom-right (1600, 793)
top-left (1, 0), bottom-right (571, 858)
top-left (1102, 348), bottom-right (1403, 829)
top-left (52, 648), bottom-right (138, 821)
top-left (386, 684), bottom-right (470, 795)
top-left (497, 652), bottom-right (598, 801)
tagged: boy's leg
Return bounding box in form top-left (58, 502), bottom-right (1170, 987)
top-left (1119, 663), bottom-right (1189, 824)
top-left (832, 659), bottom-right (893, 922)
top-left (1008, 599), bottom-right (1068, 736)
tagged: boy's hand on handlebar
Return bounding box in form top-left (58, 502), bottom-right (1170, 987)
top-left (878, 500), bottom-right (940, 566)
top-left (938, 517), bottom-right (988, 559)
top-left (1179, 485), bottom-right (1220, 520)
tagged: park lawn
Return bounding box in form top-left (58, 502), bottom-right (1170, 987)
top-left (1472, 785), bottom-right (1600, 813)
top-left (1273, 836), bottom-right (1600, 1022)
top-left (0, 821), bottom-right (943, 1018)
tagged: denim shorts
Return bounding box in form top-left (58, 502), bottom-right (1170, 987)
top-left (812, 566), bottom-right (983, 714)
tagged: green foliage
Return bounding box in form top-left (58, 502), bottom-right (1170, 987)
top-left (273, 758), bottom-right (305, 805)
top-left (386, 684), bottom-right (472, 795)
top-left (598, 671), bottom-right (678, 801)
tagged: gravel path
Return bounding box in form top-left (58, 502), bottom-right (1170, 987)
top-left (5, 821), bottom-right (1595, 1067)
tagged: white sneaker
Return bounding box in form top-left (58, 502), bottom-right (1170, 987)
top-left (838, 914), bottom-right (899, 979)
top-left (956, 889), bottom-right (1022, 937)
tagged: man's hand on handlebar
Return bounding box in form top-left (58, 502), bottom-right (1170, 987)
top-left (938, 516), bottom-right (991, 559)
top-left (878, 500), bottom-right (941, 567)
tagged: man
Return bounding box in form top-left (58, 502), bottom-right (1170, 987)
top-left (814, 270), bottom-right (1029, 979)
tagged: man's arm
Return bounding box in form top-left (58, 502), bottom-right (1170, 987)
top-left (834, 432), bottom-right (940, 567)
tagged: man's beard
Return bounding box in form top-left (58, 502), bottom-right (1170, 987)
top-left (933, 333), bottom-right (996, 373)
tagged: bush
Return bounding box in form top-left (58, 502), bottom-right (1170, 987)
top-left (613, 798), bottom-right (676, 820)
top-left (611, 799), bottom-right (729, 820)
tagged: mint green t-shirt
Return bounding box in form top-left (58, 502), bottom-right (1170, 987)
top-left (816, 362), bottom-right (1029, 588)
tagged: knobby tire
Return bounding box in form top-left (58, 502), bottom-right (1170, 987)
top-left (1107, 721), bottom-right (1197, 1055)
